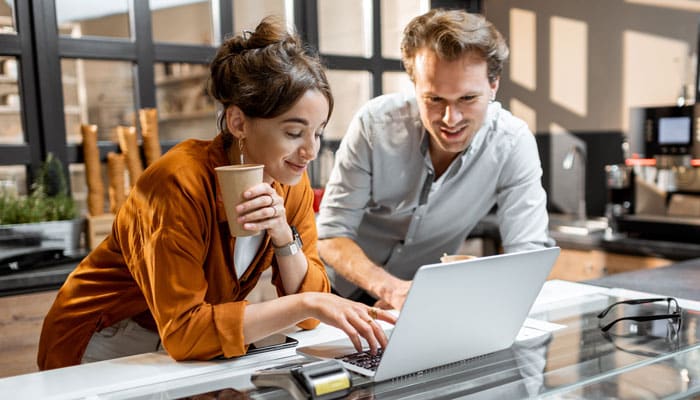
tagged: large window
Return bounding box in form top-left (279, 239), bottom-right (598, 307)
top-left (0, 0), bottom-right (478, 203)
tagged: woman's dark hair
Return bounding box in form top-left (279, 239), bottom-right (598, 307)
top-left (208, 16), bottom-right (333, 136)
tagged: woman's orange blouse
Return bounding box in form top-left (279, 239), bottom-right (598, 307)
top-left (37, 133), bottom-right (329, 370)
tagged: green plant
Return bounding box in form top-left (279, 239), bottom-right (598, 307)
top-left (0, 153), bottom-right (77, 224)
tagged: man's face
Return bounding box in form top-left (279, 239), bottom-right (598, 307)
top-left (413, 49), bottom-right (498, 160)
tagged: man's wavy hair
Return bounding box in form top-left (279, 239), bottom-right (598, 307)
top-left (401, 9), bottom-right (509, 83)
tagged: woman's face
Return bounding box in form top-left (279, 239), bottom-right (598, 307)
top-left (235, 89), bottom-right (329, 185)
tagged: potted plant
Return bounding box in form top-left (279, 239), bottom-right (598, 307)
top-left (0, 153), bottom-right (83, 256)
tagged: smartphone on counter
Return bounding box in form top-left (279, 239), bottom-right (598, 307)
top-left (215, 333), bottom-right (298, 359)
top-left (246, 333), bottom-right (298, 356)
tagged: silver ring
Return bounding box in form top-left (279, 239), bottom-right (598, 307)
top-left (271, 205), bottom-right (278, 217)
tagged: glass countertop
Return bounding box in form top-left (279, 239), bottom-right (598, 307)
top-left (95, 294), bottom-right (700, 400)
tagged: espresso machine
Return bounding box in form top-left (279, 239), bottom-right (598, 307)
top-left (612, 104), bottom-right (700, 242)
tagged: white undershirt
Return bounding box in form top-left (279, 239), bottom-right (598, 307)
top-left (233, 232), bottom-right (264, 279)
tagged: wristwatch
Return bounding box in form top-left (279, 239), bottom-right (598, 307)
top-left (274, 226), bottom-right (303, 257)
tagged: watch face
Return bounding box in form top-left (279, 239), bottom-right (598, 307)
top-left (275, 236), bottom-right (301, 256)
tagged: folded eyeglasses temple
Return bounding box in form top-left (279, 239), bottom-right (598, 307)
top-left (598, 313), bottom-right (681, 332)
top-left (597, 297), bottom-right (678, 318)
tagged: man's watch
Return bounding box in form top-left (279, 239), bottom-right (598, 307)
top-left (274, 226), bottom-right (303, 257)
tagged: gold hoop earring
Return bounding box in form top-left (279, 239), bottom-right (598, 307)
top-left (238, 138), bottom-right (245, 164)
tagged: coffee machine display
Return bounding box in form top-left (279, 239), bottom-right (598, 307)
top-left (642, 105), bottom-right (695, 168)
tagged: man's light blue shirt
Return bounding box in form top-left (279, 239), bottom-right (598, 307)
top-left (317, 93), bottom-right (553, 295)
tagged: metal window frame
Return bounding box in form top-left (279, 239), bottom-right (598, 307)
top-left (54, 0), bottom-right (224, 166)
top-left (0, 0), bottom-right (479, 191)
top-left (0, 0), bottom-right (42, 178)
top-left (0, 0), bottom-right (226, 186)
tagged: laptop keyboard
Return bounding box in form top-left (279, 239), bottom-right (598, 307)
top-left (336, 348), bottom-right (384, 371)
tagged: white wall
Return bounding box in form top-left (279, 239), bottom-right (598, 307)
top-left (485, 0), bottom-right (700, 135)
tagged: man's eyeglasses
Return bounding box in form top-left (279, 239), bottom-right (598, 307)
top-left (597, 297), bottom-right (682, 332)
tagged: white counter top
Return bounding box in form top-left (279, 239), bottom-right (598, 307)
top-left (2, 280), bottom-right (696, 399)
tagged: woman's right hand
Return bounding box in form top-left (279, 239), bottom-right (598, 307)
top-left (302, 292), bottom-right (397, 355)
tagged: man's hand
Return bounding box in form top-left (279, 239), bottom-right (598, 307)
top-left (375, 276), bottom-right (411, 310)
top-left (318, 237), bottom-right (412, 310)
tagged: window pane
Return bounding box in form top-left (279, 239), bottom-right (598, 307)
top-left (152, 0), bottom-right (214, 45)
top-left (318, 0), bottom-right (372, 57)
top-left (55, 0), bottom-right (130, 39)
top-left (0, 56), bottom-right (23, 144)
top-left (382, 71), bottom-right (414, 96)
top-left (155, 62), bottom-right (218, 141)
top-left (233, 0), bottom-right (290, 31)
top-left (0, 0), bottom-right (16, 34)
top-left (325, 70), bottom-right (371, 140)
top-left (0, 165), bottom-right (26, 197)
top-left (62, 59), bottom-right (135, 143)
top-left (380, 0), bottom-right (428, 59)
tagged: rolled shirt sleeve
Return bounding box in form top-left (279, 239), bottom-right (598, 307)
top-left (122, 170), bottom-right (246, 360)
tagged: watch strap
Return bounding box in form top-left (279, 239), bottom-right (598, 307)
top-left (274, 226), bottom-right (302, 257)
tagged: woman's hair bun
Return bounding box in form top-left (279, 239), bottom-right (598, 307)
top-left (226, 16), bottom-right (298, 56)
top-left (209, 15), bottom-right (333, 129)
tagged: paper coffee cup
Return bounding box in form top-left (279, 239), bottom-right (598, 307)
top-left (439, 254), bottom-right (477, 263)
top-left (215, 164), bottom-right (264, 237)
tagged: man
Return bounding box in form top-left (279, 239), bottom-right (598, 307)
top-left (316, 9), bottom-right (553, 310)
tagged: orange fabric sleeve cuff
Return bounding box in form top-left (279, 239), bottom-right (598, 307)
top-left (213, 300), bottom-right (249, 358)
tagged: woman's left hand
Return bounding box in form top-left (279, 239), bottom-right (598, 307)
top-left (235, 183), bottom-right (292, 245)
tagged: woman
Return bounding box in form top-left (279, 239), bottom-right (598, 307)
top-left (37, 17), bottom-right (395, 370)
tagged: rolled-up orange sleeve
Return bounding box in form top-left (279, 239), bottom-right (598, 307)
top-left (212, 300), bottom-right (248, 357)
top-left (123, 173), bottom-right (245, 360)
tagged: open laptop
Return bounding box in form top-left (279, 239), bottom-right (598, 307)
top-left (297, 247), bottom-right (560, 382)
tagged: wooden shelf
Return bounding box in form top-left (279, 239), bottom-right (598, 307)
top-left (155, 72), bottom-right (208, 88)
top-left (64, 105), bottom-right (82, 114)
top-left (62, 76), bottom-right (78, 85)
top-left (0, 106), bottom-right (20, 114)
top-left (159, 109), bottom-right (215, 122)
